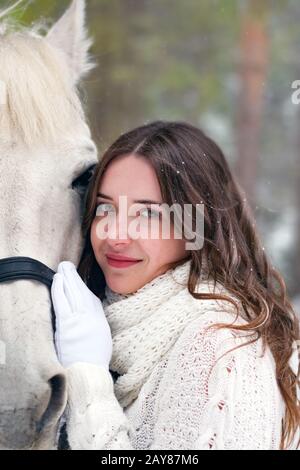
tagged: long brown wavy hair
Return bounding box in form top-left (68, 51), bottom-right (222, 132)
top-left (78, 120), bottom-right (299, 449)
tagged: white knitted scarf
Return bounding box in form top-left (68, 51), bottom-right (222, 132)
top-left (102, 259), bottom-right (211, 408)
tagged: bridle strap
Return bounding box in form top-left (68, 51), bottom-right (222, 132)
top-left (0, 256), bottom-right (55, 287)
top-left (0, 256), bottom-right (56, 331)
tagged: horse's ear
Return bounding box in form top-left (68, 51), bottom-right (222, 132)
top-left (46, 0), bottom-right (95, 84)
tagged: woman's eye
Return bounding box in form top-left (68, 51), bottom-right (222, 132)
top-left (95, 203), bottom-right (115, 217)
top-left (139, 208), bottom-right (161, 219)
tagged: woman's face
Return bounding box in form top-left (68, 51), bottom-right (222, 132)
top-left (91, 154), bottom-right (187, 294)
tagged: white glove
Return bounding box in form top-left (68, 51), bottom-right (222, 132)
top-left (51, 261), bottom-right (112, 370)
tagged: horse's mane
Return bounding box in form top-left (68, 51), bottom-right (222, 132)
top-left (0, 1), bottom-right (86, 147)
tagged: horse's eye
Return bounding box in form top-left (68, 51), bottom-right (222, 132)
top-left (72, 164), bottom-right (97, 195)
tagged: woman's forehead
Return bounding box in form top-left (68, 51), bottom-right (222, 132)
top-left (99, 154), bottom-right (162, 201)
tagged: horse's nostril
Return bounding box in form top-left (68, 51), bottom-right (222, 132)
top-left (36, 373), bottom-right (67, 435)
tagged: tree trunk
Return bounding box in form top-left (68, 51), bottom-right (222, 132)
top-left (235, 0), bottom-right (269, 205)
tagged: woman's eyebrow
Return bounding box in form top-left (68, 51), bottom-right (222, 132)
top-left (97, 192), bottom-right (113, 200)
top-left (97, 192), bottom-right (162, 205)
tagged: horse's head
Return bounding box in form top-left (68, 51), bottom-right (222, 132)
top-left (0, 0), bottom-right (98, 449)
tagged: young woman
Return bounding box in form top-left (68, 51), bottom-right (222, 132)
top-left (51, 120), bottom-right (299, 450)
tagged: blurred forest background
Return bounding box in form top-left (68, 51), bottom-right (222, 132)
top-left (2, 0), bottom-right (300, 312)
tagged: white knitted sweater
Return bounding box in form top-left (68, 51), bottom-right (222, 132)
top-left (63, 259), bottom-right (288, 450)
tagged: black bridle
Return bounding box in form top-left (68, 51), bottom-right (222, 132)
top-left (0, 256), bottom-right (56, 330)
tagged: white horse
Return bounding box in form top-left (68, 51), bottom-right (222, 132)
top-left (0, 0), bottom-right (98, 449)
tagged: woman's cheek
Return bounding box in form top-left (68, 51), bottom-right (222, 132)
top-left (91, 220), bottom-right (101, 251)
top-left (91, 217), bottom-right (106, 246)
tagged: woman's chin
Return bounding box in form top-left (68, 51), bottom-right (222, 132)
top-left (106, 278), bottom-right (141, 295)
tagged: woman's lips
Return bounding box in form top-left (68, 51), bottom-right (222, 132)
top-left (106, 256), bottom-right (142, 269)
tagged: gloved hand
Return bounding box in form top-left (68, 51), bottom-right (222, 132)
top-left (51, 261), bottom-right (112, 370)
